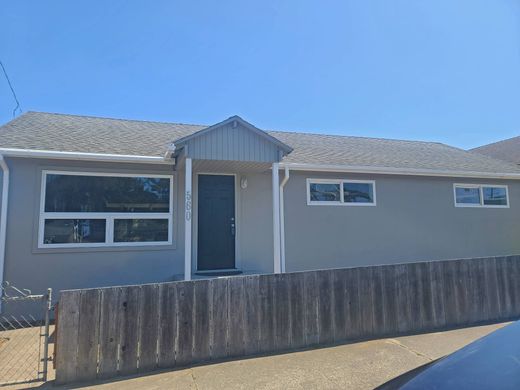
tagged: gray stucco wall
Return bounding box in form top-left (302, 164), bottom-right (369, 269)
top-left (2, 156), bottom-right (520, 312)
top-left (1, 157), bottom-right (185, 303)
top-left (283, 171), bottom-right (520, 271)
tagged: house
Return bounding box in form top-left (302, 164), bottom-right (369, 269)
top-left (471, 136), bottom-right (520, 165)
top-left (1, 111), bottom-right (520, 303)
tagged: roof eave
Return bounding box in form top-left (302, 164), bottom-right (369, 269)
top-left (279, 162), bottom-right (520, 180)
top-left (0, 148), bottom-right (175, 165)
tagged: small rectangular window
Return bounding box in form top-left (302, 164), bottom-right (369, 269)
top-left (307, 179), bottom-right (376, 206)
top-left (43, 219), bottom-right (106, 244)
top-left (454, 184), bottom-right (509, 208)
top-left (483, 186), bottom-right (508, 206)
top-left (343, 182), bottom-right (375, 204)
top-left (114, 219), bottom-right (169, 243)
top-left (309, 182), bottom-right (341, 202)
top-left (455, 186), bottom-right (481, 205)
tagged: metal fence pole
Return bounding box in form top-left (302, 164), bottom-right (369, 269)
top-left (42, 288), bottom-right (52, 382)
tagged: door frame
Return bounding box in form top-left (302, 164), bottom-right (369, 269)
top-left (193, 172), bottom-right (240, 272)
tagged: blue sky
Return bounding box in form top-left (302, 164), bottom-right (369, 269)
top-left (1, 1), bottom-right (520, 149)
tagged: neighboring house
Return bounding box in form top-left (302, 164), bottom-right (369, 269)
top-left (471, 136), bottom-right (520, 165)
top-left (1, 111), bottom-right (520, 306)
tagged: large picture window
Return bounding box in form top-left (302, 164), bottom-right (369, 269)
top-left (307, 179), bottom-right (376, 206)
top-left (39, 171), bottom-right (173, 248)
top-left (453, 184), bottom-right (509, 208)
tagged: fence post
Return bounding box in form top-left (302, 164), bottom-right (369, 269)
top-left (42, 288), bottom-right (52, 381)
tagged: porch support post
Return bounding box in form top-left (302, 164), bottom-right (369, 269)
top-left (184, 157), bottom-right (192, 281)
top-left (272, 162), bottom-right (281, 274)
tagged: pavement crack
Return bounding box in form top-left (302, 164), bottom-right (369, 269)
top-left (386, 339), bottom-right (434, 362)
top-left (190, 369), bottom-right (200, 390)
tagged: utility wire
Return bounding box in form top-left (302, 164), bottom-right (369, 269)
top-left (0, 60), bottom-right (21, 118)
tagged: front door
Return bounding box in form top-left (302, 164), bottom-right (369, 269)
top-left (197, 174), bottom-right (236, 270)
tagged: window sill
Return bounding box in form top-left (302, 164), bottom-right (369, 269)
top-left (32, 242), bottom-right (177, 255)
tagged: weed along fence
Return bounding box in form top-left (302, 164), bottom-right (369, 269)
top-left (55, 255), bottom-right (520, 384)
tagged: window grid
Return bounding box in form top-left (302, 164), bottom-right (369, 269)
top-left (306, 179), bottom-right (376, 206)
top-left (38, 170), bottom-right (174, 248)
top-left (453, 183), bottom-right (509, 208)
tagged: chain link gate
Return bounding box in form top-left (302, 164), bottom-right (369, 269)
top-left (0, 282), bottom-right (52, 386)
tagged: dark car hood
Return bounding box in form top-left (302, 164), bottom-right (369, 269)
top-left (379, 321), bottom-right (520, 390)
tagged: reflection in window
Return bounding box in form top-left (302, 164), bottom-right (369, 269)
top-left (455, 187), bottom-right (481, 205)
top-left (114, 219), bottom-right (169, 243)
top-left (309, 183), bottom-right (341, 202)
top-left (45, 174), bottom-right (170, 213)
top-left (343, 182), bottom-right (374, 203)
top-left (40, 171), bottom-right (173, 247)
top-left (483, 187), bottom-right (507, 206)
top-left (44, 219), bottom-right (106, 244)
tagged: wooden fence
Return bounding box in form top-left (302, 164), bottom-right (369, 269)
top-left (56, 255), bottom-right (520, 384)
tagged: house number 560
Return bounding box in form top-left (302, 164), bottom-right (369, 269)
top-left (185, 191), bottom-right (192, 221)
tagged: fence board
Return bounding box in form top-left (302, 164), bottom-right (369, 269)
top-left (345, 267), bottom-right (362, 340)
top-left (244, 275), bottom-right (260, 355)
top-left (332, 268), bottom-right (348, 342)
top-left (484, 258), bottom-right (501, 321)
top-left (495, 257), bottom-right (512, 319)
top-left (228, 277), bottom-right (246, 357)
top-left (381, 265), bottom-right (398, 335)
top-left (396, 264), bottom-right (412, 333)
top-left (118, 286), bottom-right (140, 375)
top-left (287, 272), bottom-right (305, 349)
top-left (506, 256), bottom-right (520, 314)
top-left (56, 255), bottom-right (520, 385)
top-left (76, 289), bottom-right (101, 382)
top-left (372, 266), bottom-right (385, 335)
top-left (210, 278), bottom-right (229, 359)
top-left (429, 261), bottom-right (446, 329)
top-left (138, 284), bottom-right (159, 372)
top-left (158, 282), bottom-right (177, 368)
top-left (193, 281), bottom-right (211, 362)
top-left (274, 274), bottom-right (291, 351)
top-left (303, 271), bottom-right (319, 346)
top-left (98, 287), bottom-right (121, 379)
top-left (55, 290), bottom-right (81, 384)
top-left (317, 271), bottom-right (334, 345)
top-left (175, 281), bottom-right (195, 366)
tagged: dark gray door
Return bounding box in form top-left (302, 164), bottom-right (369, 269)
top-left (197, 175), bottom-right (236, 270)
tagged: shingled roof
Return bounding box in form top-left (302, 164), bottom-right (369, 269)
top-left (1, 111), bottom-right (519, 175)
top-left (471, 136), bottom-right (520, 165)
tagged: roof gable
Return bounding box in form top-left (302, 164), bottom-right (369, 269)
top-left (172, 116), bottom-right (293, 163)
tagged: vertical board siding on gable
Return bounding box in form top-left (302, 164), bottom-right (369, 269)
top-left (186, 123), bottom-right (280, 162)
top-left (56, 255), bottom-right (520, 385)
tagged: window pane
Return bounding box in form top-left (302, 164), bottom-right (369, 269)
top-left (343, 182), bottom-right (374, 203)
top-left (483, 187), bottom-right (507, 206)
top-left (44, 219), bottom-right (106, 244)
top-left (455, 187), bottom-right (481, 204)
top-left (45, 174), bottom-right (170, 213)
top-left (309, 183), bottom-right (340, 202)
top-left (114, 219), bottom-right (169, 243)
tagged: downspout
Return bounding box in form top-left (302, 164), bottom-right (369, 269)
top-left (279, 166), bottom-right (289, 273)
top-left (0, 155), bottom-right (9, 311)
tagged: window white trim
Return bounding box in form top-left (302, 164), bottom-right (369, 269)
top-left (38, 170), bottom-right (174, 248)
top-left (453, 183), bottom-right (510, 208)
top-left (306, 178), bottom-right (377, 206)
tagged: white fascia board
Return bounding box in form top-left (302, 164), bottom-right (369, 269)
top-left (0, 148), bottom-right (175, 165)
top-left (278, 162), bottom-right (520, 180)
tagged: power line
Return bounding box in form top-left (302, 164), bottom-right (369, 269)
top-left (0, 60), bottom-right (21, 118)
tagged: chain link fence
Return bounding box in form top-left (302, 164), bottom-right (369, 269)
top-left (0, 282), bottom-right (52, 386)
